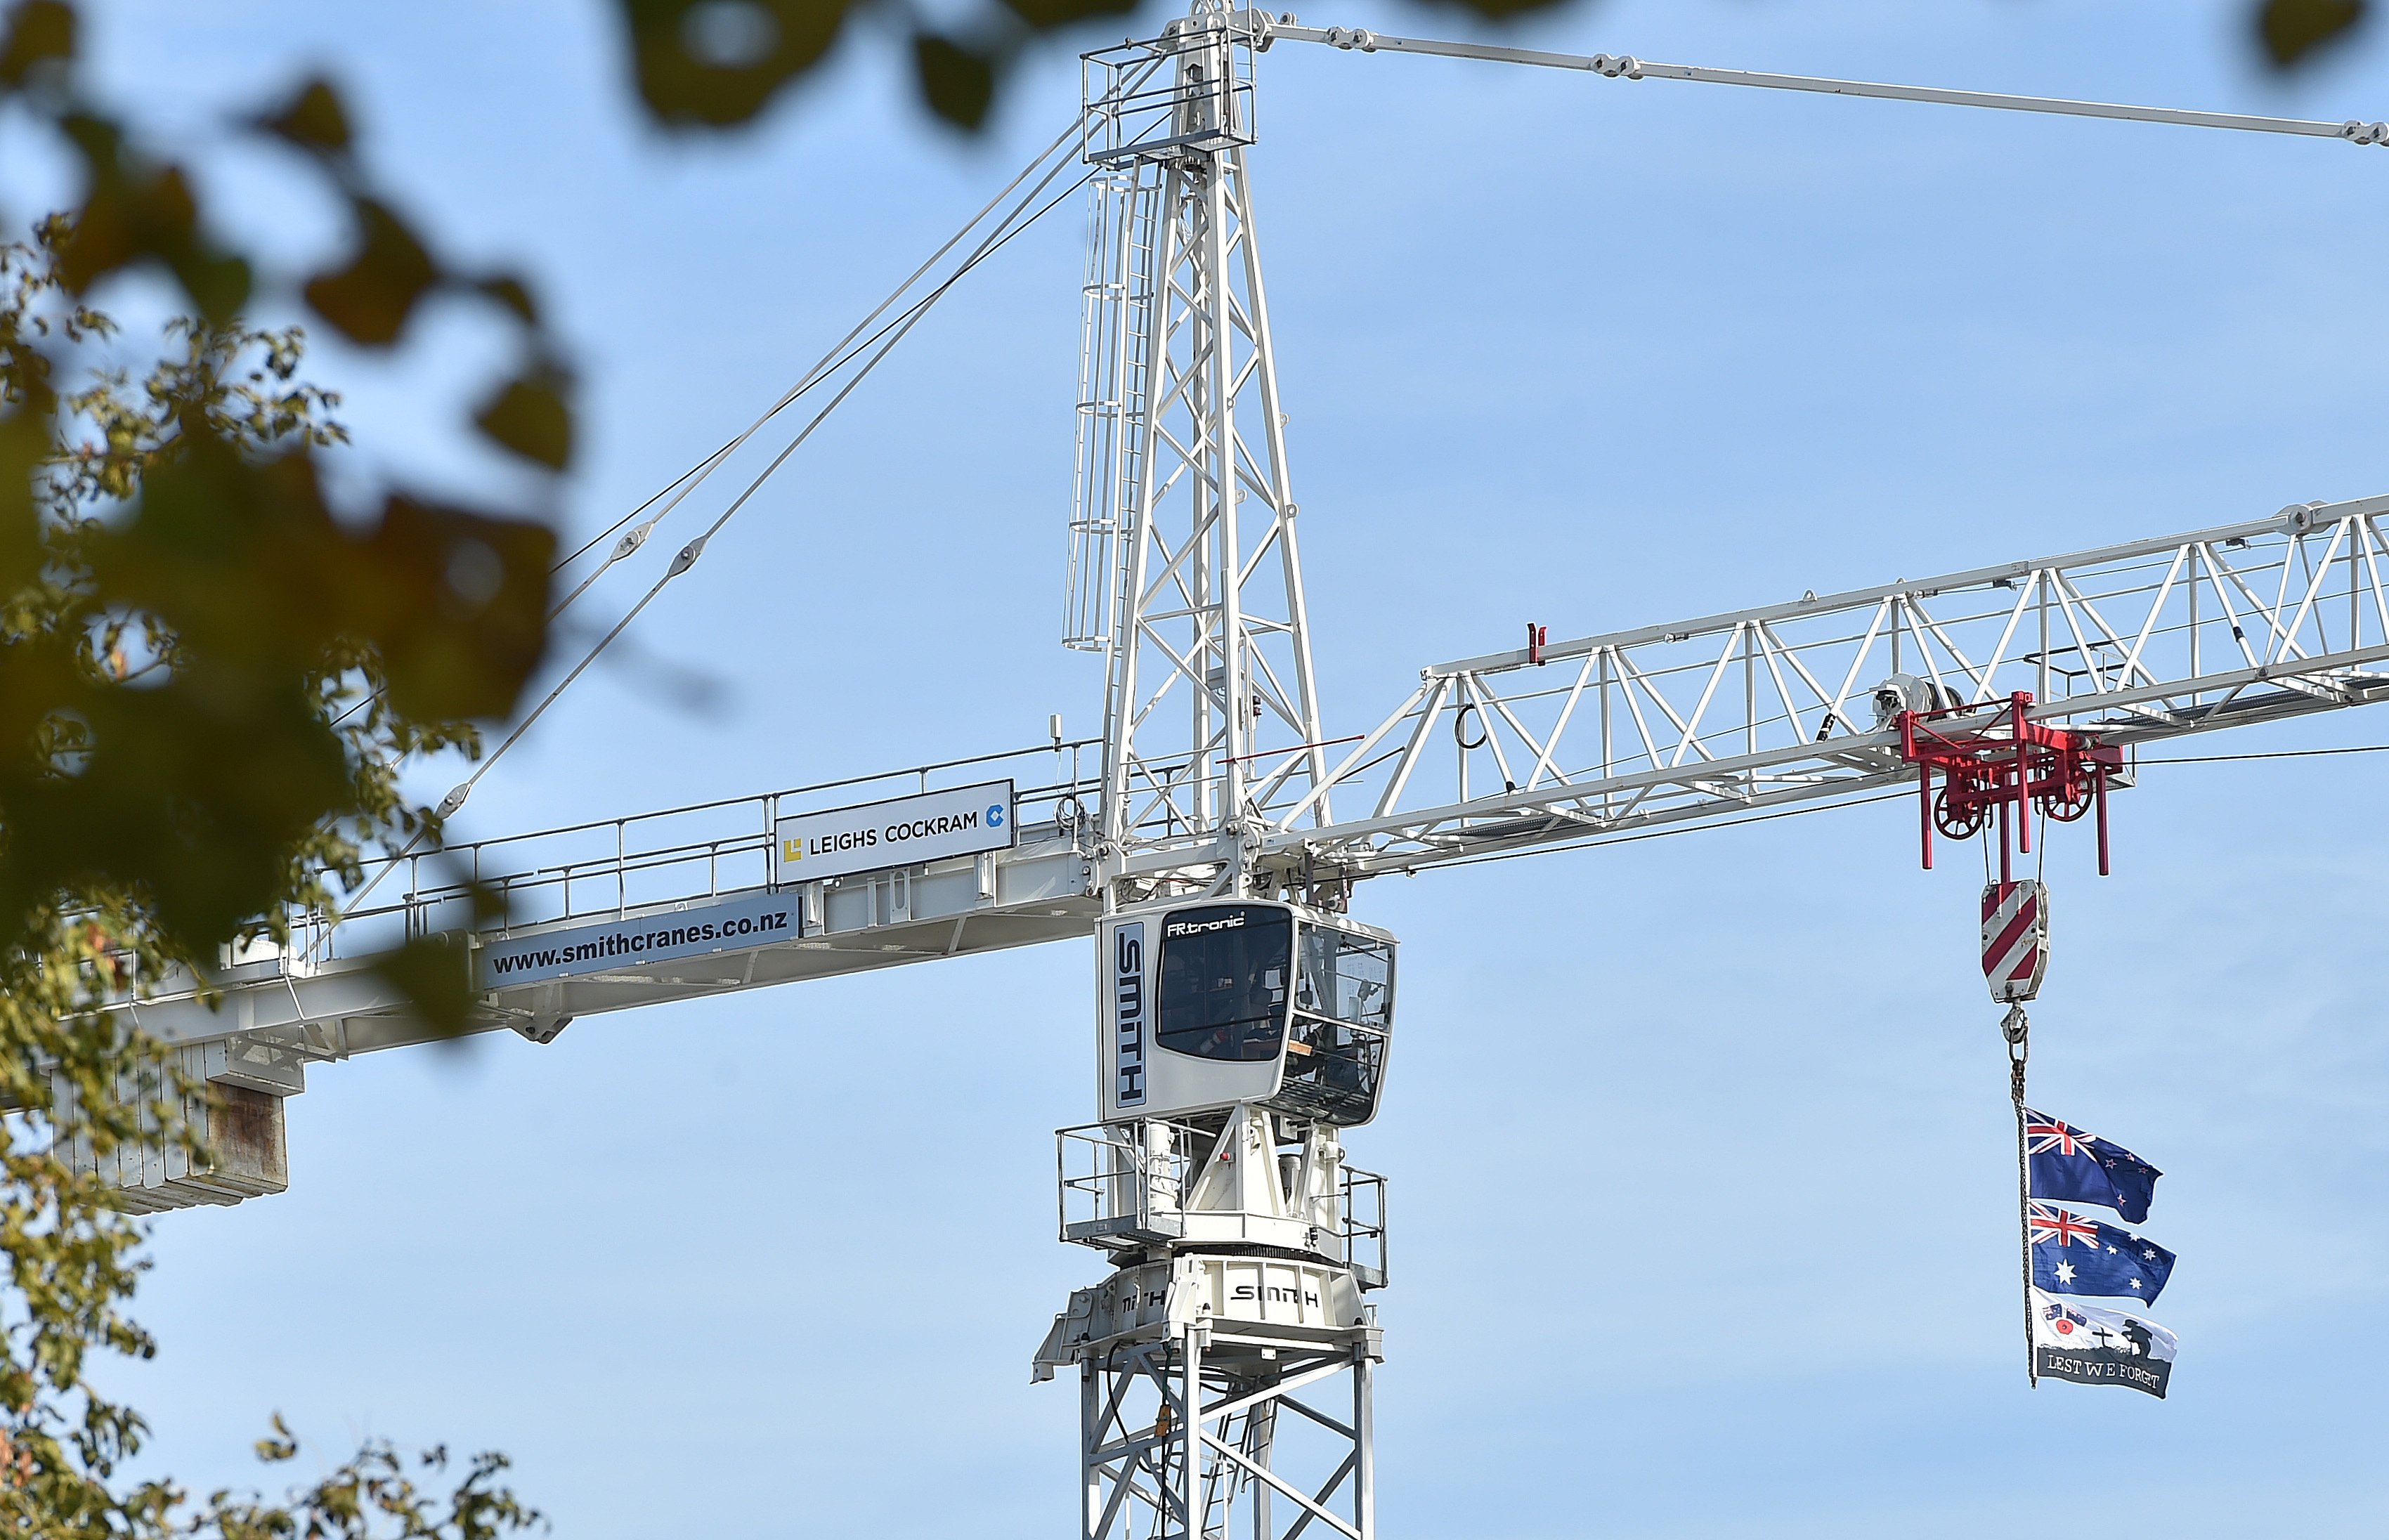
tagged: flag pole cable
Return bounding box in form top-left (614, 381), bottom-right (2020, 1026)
top-left (2003, 1003), bottom-right (2036, 1388)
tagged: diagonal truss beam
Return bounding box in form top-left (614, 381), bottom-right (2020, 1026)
top-left (1105, 495), bottom-right (2389, 883)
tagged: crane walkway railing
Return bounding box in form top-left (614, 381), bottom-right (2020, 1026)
top-left (297, 738), bottom-right (1108, 967)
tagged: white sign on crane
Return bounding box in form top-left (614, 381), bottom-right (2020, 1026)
top-left (772, 779), bottom-right (1016, 882)
top-left (474, 890), bottom-right (799, 989)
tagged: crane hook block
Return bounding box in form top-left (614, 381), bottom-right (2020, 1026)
top-left (1981, 879), bottom-right (2049, 1005)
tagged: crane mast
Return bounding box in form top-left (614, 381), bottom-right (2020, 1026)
top-left (1047, 19), bottom-right (1381, 1539)
top-left (1072, 8), bottom-right (1332, 906)
top-left (48, 9), bottom-right (2389, 1536)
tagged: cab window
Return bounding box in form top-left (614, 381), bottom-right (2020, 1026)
top-left (1296, 927), bottom-right (1394, 1031)
top-left (1156, 905), bottom-right (1291, 1062)
top-left (1277, 925), bottom-right (1395, 1123)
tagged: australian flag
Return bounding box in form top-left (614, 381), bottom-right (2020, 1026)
top-left (2026, 1109), bottom-right (2161, 1224)
top-left (2030, 1203), bottom-right (2177, 1305)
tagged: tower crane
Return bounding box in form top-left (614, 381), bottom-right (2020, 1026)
top-left (66, 8), bottom-right (2389, 1536)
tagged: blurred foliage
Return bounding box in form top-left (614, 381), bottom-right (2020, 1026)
top-left (0, 0), bottom-right (567, 1531)
top-left (620, 0), bottom-right (2379, 133)
top-left (2258, 0), bottom-right (2370, 66)
top-left (0, 922), bottom-right (542, 1536)
top-left (0, 0), bottom-right (573, 1018)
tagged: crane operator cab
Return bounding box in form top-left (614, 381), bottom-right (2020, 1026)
top-left (1098, 899), bottom-right (1395, 1127)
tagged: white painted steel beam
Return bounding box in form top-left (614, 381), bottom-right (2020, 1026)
top-left (1267, 20), bottom-right (2389, 146)
top-left (100, 746), bottom-right (1108, 1064)
top-left (141, 495), bottom-right (2389, 1062)
top-left (1253, 497), bottom-right (2389, 882)
top-left (1079, 11), bottom-right (1336, 889)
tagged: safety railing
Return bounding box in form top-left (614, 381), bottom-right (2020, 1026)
top-left (1336, 1166), bottom-right (1388, 1290)
top-left (298, 738), bottom-right (1107, 967)
top-left (1057, 1117), bottom-right (1388, 1286)
top-left (1059, 1120), bottom-right (1194, 1248)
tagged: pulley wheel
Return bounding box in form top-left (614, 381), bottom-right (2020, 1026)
top-left (2040, 779), bottom-right (2095, 823)
top-left (1933, 787), bottom-right (1986, 840)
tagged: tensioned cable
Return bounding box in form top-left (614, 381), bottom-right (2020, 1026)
top-left (2137, 742), bottom-right (2389, 764)
top-left (1406, 788), bottom-right (1913, 873)
top-left (328, 110), bottom-right (1092, 736)
top-left (331, 129), bottom-right (1096, 922)
top-left (549, 107), bottom-right (1097, 588)
top-left (1277, 23), bottom-right (2389, 146)
top-left (1391, 736), bottom-right (2389, 875)
top-left (441, 159), bottom-right (1096, 818)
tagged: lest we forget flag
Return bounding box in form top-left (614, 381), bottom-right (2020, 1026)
top-left (2031, 1287), bottom-right (2177, 1398)
top-left (2026, 1109), bottom-right (2161, 1224)
top-left (2029, 1203), bottom-right (2177, 1305)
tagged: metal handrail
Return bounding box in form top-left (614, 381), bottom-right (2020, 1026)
top-left (1055, 1118), bottom-right (1388, 1284)
top-left (299, 738), bottom-right (1107, 964)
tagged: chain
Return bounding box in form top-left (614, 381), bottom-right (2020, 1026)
top-left (2003, 1003), bottom-right (2036, 1388)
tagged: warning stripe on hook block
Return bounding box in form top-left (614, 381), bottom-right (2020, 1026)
top-left (1982, 880), bottom-right (2049, 1005)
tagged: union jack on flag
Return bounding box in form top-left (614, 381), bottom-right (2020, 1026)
top-left (2029, 1203), bottom-right (2177, 1305)
top-left (2024, 1107), bottom-right (2163, 1224)
top-left (2029, 1203), bottom-right (2101, 1248)
top-left (2026, 1117), bottom-right (2090, 1157)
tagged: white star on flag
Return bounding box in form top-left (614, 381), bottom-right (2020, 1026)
top-left (2055, 1260), bottom-right (2078, 1284)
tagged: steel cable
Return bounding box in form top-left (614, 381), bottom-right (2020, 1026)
top-left (443, 159), bottom-right (1097, 816)
top-left (328, 126), bottom-right (1097, 925)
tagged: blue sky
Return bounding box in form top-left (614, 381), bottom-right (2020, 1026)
top-left (61, 1), bottom-right (2389, 1534)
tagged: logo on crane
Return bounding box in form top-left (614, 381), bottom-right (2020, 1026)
top-left (1114, 922), bottom-right (1147, 1107)
top-left (1164, 913), bottom-right (1246, 939)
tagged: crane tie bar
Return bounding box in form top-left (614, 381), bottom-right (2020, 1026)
top-left (1272, 21), bottom-right (2389, 147)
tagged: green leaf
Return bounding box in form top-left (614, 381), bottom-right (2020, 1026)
top-left (258, 76), bottom-right (352, 155)
top-left (256, 1414), bottom-right (299, 1462)
top-left (302, 197), bottom-right (439, 347)
top-left (998, 0), bottom-right (1135, 30)
top-left (175, 242), bottom-right (253, 323)
top-left (55, 136), bottom-right (254, 320)
top-left (2255, 0), bottom-right (2369, 65)
top-left (473, 367), bottom-right (573, 470)
top-left (0, 0), bottom-right (74, 88)
top-left (476, 273), bottom-right (539, 325)
top-left (912, 32), bottom-right (996, 131)
top-left (27, 434), bottom-right (554, 942)
top-left (0, 407), bottom-right (48, 595)
top-left (618, 0), bottom-right (855, 128)
top-left (368, 933), bottom-right (476, 1039)
top-left (355, 494), bottom-right (556, 722)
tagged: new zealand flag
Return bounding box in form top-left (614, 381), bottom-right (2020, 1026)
top-left (2026, 1109), bottom-right (2161, 1224)
top-left (2030, 1203), bottom-right (2177, 1305)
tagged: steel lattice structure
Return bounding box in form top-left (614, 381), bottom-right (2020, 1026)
top-left (1072, 13), bottom-right (1334, 877)
top-left (1218, 496), bottom-right (2389, 887)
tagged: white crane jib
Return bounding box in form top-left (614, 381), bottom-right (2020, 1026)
top-left (98, 495), bottom-right (2389, 1050)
